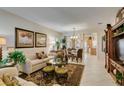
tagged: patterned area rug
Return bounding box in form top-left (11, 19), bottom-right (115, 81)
top-left (20, 63), bottom-right (84, 86)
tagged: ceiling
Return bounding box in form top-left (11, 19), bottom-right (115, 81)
top-left (1, 7), bottom-right (121, 33)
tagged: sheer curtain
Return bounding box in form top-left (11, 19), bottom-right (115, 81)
top-left (48, 36), bottom-right (56, 52)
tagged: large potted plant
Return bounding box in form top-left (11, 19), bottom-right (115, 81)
top-left (55, 40), bottom-right (61, 50)
top-left (55, 37), bottom-right (67, 50)
top-left (62, 36), bottom-right (67, 49)
top-left (0, 50), bottom-right (26, 67)
top-left (116, 72), bottom-right (124, 85)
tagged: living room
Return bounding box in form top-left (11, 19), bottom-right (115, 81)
top-left (0, 7), bottom-right (124, 87)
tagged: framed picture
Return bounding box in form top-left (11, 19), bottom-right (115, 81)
top-left (15, 28), bottom-right (34, 48)
top-left (35, 32), bottom-right (47, 47)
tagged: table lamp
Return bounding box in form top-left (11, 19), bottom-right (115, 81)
top-left (0, 37), bottom-right (6, 60)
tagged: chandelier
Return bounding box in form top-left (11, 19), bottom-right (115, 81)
top-left (70, 27), bottom-right (78, 40)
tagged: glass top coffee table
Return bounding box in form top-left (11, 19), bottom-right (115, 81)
top-left (47, 59), bottom-right (66, 67)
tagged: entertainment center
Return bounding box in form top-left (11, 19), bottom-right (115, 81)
top-left (105, 7), bottom-right (124, 85)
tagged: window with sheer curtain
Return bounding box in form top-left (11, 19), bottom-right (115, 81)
top-left (48, 36), bottom-right (56, 51)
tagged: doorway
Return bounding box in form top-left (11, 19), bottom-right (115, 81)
top-left (83, 33), bottom-right (97, 56)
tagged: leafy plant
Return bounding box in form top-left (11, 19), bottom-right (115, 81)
top-left (116, 72), bottom-right (124, 81)
top-left (55, 37), bottom-right (67, 50)
top-left (55, 40), bottom-right (61, 50)
top-left (0, 51), bottom-right (26, 66)
top-left (62, 36), bottom-right (67, 49)
top-left (9, 51), bottom-right (26, 65)
top-left (0, 58), bottom-right (9, 67)
top-left (62, 37), bottom-right (66, 44)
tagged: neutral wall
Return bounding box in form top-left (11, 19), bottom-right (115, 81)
top-left (0, 9), bottom-right (62, 57)
top-left (0, 8), bottom-right (106, 60)
top-left (97, 29), bottom-right (105, 61)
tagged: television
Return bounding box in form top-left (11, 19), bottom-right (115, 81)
top-left (117, 38), bottom-right (124, 62)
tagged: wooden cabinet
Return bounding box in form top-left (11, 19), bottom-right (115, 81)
top-left (105, 53), bottom-right (109, 71)
top-left (105, 8), bottom-right (124, 85)
top-left (110, 59), bottom-right (124, 85)
top-left (105, 24), bottom-right (113, 72)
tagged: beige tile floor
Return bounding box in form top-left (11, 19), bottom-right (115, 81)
top-left (80, 54), bottom-right (116, 86)
top-left (69, 53), bottom-right (116, 86)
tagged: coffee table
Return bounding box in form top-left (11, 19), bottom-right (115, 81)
top-left (48, 59), bottom-right (66, 67)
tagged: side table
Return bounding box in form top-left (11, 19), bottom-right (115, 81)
top-left (55, 67), bottom-right (68, 85)
top-left (42, 66), bottom-right (55, 83)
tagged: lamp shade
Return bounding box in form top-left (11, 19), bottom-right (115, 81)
top-left (0, 37), bottom-right (6, 45)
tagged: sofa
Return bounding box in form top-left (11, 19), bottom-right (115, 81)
top-left (21, 54), bottom-right (54, 75)
top-left (0, 67), bottom-right (37, 86)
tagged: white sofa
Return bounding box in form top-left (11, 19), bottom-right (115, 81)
top-left (21, 55), bottom-right (54, 75)
top-left (0, 67), bottom-right (37, 86)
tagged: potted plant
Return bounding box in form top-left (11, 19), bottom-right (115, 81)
top-left (0, 50), bottom-right (26, 67)
top-left (115, 72), bottom-right (124, 85)
top-left (55, 40), bottom-right (61, 50)
top-left (62, 36), bottom-right (67, 49)
top-left (55, 37), bottom-right (67, 50)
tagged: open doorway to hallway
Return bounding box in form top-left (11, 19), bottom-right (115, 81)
top-left (83, 33), bottom-right (97, 56)
top-left (65, 32), bottom-right (98, 64)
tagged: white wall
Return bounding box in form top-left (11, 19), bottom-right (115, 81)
top-left (0, 9), bottom-right (62, 57)
top-left (96, 29), bottom-right (105, 61)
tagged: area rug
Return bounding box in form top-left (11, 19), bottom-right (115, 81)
top-left (19, 63), bottom-right (84, 86)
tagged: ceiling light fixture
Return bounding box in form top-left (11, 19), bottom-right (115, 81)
top-left (70, 27), bottom-right (78, 40)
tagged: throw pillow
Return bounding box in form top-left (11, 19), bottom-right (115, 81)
top-left (44, 54), bottom-right (48, 58)
top-left (3, 74), bottom-right (12, 86)
top-left (0, 78), bottom-right (6, 86)
top-left (3, 74), bottom-right (19, 86)
top-left (42, 54), bottom-right (48, 58)
top-left (41, 51), bottom-right (48, 58)
top-left (11, 77), bottom-right (19, 86)
top-left (36, 53), bottom-right (42, 59)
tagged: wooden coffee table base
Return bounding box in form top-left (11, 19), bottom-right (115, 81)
top-left (55, 68), bottom-right (68, 85)
top-left (42, 66), bottom-right (55, 83)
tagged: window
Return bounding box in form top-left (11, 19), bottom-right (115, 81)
top-left (48, 36), bottom-right (56, 51)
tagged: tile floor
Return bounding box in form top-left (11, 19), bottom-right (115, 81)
top-left (50, 53), bottom-right (116, 86)
top-left (79, 54), bottom-right (116, 86)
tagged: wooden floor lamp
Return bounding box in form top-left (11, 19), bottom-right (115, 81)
top-left (0, 37), bottom-right (6, 60)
